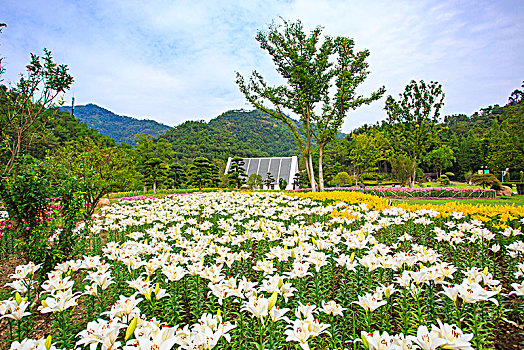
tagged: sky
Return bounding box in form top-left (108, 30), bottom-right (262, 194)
top-left (2, 0), bottom-right (523, 132)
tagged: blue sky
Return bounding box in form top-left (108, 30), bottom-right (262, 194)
top-left (2, 0), bottom-right (523, 132)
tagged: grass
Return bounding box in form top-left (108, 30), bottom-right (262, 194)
top-left (390, 194), bottom-right (524, 207)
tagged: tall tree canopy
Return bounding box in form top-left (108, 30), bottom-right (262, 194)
top-left (236, 19), bottom-right (384, 192)
top-left (384, 80), bottom-right (445, 187)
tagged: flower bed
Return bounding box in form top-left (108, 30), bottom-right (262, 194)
top-left (296, 186), bottom-right (497, 198)
top-left (0, 192), bottom-right (522, 349)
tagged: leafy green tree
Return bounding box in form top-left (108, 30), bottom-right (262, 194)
top-left (189, 157), bottom-right (214, 190)
top-left (310, 36), bottom-right (385, 191)
top-left (384, 80), bottom-right (445, 187)
top-left (330, 171), bottom-right (353, 187)
top-left (278, 177), bottom-right (288, 190)
top-left (487, 96), bottom-right (523, 171)
top-left (247, 173), bottom-right (263, 189)
top-left (425, 144), bottom-right (455, 177)
top-left (390, 154), bottom-right (413, 186)
top-left (471, 173), bottom-right (502, 190)
top-left (227, 156), bottom-right (247, 189)
top-left (0, 48), bottom-right (73, 237)
top-left (236, 19), bottom-right (384, 192)
top-left (293, 173), bottom-right (301, 190)
top-left (46, 139), bottom-right (139, 219)
top-left (349, 131), bottom-right (388, 185)
top-left (168, 162), bottom-right (186, 189)
top-left (135, 134), bottom-right (173, 193)
top-left (264, 172), bottom-right (275, 189)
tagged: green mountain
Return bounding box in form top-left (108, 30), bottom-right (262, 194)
top-left (159, 109), bottom-right (302, 163)
top-left (61, 104), bottom-right (346, 163)
top-left (60, 104), bottom-right (171, 145)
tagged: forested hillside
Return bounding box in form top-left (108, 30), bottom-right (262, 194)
top-left (61, 104), bottom-right (171, 145)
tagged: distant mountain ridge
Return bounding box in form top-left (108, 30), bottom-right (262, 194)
top-left (61, 104), bottom-right (345, 162)
top-left (60, 104), bottom-right (172, 145)
top-left (160, 109), bottom-right (302, 162)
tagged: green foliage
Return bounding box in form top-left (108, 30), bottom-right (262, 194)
top-left (349, 131), bottom-right (388, 185)
top-left (236, 18), bottom-right (382, 191)
top-left (385, 80), bottom-right (445, 186)
top-left (278, 177), bottom-right (288, 190)
top-left (160, 120), bottom-right (263, 163)
top-left (210, 110), bottom-right (301, 156)
top-left (330, 172), bottom-right (354, 187)
top-left (263, 172), bottom-right (275, 189)
top-left (246, 173), bottom-right (263, 189)
top-left (135, 134), bottom-right (173, 193)
top-left (470, 174), bottom-right (500, 189)
top-left (390, 154), bottom-right (415, 186)
top-left (228, 157), bottom-right (247, 189)
top-left (444, 172), bottom-right (455, 179)
top-left (189, 157), bottom-right (218, 190)
top-left (437, 174), bottom-right (450, 185)
top-left (167, 162), bottom-right (186, 189)
top-left (45, 140), bottom-right (140, 218)
top-left (425, 145), bottom-right (455, 176)
top-left (0, 157), bottom-right (87, 272)
top-left (61, 104), bottom-right (171, 145)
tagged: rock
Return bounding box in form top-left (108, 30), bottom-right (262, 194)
top-left (496, 186), bottom-right (513, 197)
top-left (95, 198), bottom-right (111, 209)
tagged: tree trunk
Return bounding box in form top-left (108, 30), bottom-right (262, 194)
top-left (410, 158), bottom-right (417, 188)
top-left (307, 154), bottom-right (318, 192)
top-left (143, 185), bottom-right (147, 192)
top-left (153, 181), bottom-right (157, 194)
top-left (318, 143), bottom-right (326, 192)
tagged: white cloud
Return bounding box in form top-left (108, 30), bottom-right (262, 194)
top-left (1, 0), bottom-right (523, 131)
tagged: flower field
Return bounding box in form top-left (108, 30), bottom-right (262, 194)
top-left (1, 192), bottom-right (523, 349)
top-left (296, 186), bottom-right (497, 199)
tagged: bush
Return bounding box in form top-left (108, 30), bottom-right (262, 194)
top-left (437, 174), bottom-right (450, 185)
top-left (517, 183), bottom-right (524, 195)
top-left (330, 172), bottom-right (354, 187)
top-left (471, 173), bottom-right (499, 189)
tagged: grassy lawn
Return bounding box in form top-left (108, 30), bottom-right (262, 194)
top-left (390, 194), bottom-right (524, 207)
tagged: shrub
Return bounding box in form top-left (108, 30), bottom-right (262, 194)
top-left (444, 172), bottom-right (455, 180)
top-left (471, 173), bottom-right (499, 189)
top-left (437, 174), bottom-right (450, 185)
top-left (330, 172), bottom-right (354, 186)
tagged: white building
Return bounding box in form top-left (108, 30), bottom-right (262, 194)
top-left (224, 156), bottom-right (299, 190)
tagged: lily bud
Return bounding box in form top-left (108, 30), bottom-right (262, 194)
top-left (290, 250), bottom-right (296, 259)
top-left (217, 309), bottom-right (221, 317)
top-left (15, 292), bottom-right (22, 305)
top-left (277, 278), bottom-right (283, 289)
top-left (125, 317), bottom-right (138, 342)
top-left (385, 287), bottom-right (391, 299)
top-left (268, 291), bottom-right (278, 310)
top-left (482, 267), bottom-right (489, 275)
top-left (419, 262), bottom-right (424, 270)
top-left (146, 275), bottom-right (150, 282)
top-left (311, 237), bottom-right (317, 246)
top-left (144, 290), bottom-right (151, 301)
top-left (45, 335), bottom-right (52, 350)
top-left (361, 332), bottom-right (370, 349)
top-left (350, 252), bottom-right (355, 262)
top-left (154, 283), bottom-right (160, 296)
